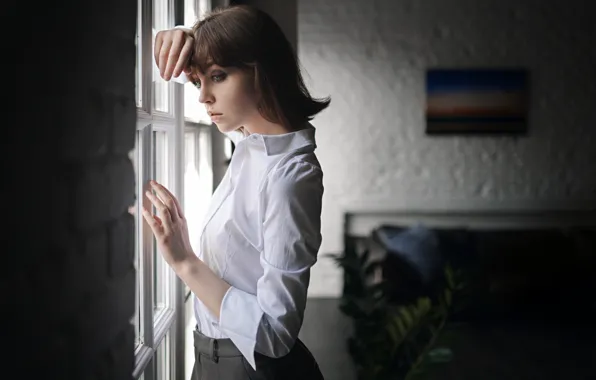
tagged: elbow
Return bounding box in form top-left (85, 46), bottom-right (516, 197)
top-left (264, 336), bottom-right (294, 359)
top-left (256, 318), bottom-right (299, 359)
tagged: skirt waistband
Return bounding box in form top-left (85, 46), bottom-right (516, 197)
top-left (193, 328), bottom-right (242, 363)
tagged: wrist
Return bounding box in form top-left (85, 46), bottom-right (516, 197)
top-left (172, 254), bottom-right (201, 278)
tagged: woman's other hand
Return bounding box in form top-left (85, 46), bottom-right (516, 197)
top-left (154, 28), bottom-right (194, 81)
top-left (142, 180), bottom-right (195, 271)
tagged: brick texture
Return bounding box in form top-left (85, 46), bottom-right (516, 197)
top-left (9, 0), bottom-right (137, 378)
top-left (297, 0), bottom-right (596, 296)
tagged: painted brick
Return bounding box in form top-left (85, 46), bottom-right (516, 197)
top-left (108, 213), bottom-right (135, 278)
top-left (72, 158), bottom-right (135, 232)
top-left (298, 0), bottom-right (596, 296)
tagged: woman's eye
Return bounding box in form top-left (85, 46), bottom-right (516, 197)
top-left (192, 81), bottom-right (201, 89)
top-left (212, 73), bottom-right (227, 82)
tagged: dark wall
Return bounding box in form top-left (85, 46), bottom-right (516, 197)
top-left (10, 1), bottom-right (137, 378)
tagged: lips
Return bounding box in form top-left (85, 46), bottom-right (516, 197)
top-left (208, 111), bottom-right (222, 116)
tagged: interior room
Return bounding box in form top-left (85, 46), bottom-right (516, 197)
top-left (10, 0), bottom-right (595, 379)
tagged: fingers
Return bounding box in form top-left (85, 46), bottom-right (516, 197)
top-left (173, 36), bottom-right (194, 79)
top-left (142, 206), bottom-right (165, 235)
top-left (154, 31), bottom-right (164, 69)
top-left (145, 190), bottom-right (174, 235)
top-left (151, 180), bottom-right (185, 219)
top-left (155, 29), bottom-right (194, 81)
top-left (164, 32), bottom-right (192, 80)
top-left (158, 38), bottom-right (173, 79)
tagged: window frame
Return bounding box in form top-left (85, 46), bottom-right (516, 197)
top-left (133, 0), bottom-right (228, 378)
top-left (133, 0), bottom-right (186, 379)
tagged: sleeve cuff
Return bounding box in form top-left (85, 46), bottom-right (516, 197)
top-left (219, 286), bottom-right (264, 370)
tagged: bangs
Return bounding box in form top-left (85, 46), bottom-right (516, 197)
top-left (191, 19), bottom-right (255, 74)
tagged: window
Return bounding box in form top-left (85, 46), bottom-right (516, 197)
top-left (132, 0), bottom-right (187, 379)
top-left (132, 0), bottom-right (217, 379)
top-left (153, 0), bottom-right (171, 113)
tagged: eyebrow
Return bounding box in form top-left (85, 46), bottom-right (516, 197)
top-left (191, 62), bottom-right (218, 79)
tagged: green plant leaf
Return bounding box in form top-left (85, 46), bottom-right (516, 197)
top-left (417, 297), bottom-right (432, 314)
top-left (386, 321), bottom-right (399, 344)
top-left (400, 307), bottom-right (415, 328)
top-left (396, 316), bottom-right (407, 336)
top-left (444, 289), bottom-right (452, 306)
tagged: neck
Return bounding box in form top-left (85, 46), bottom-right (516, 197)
top-left (239, 114), bottom-right (293, 136)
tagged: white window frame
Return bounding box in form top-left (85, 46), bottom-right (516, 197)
top-left (133, 0), bottom-right (186, 379)
top-left (133, 0), bottom-right (231, 378)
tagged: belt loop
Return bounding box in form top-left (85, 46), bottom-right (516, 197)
top-left (209, 339), bottom-right (219, 363)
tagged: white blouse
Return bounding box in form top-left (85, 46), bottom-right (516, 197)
top-left (193, 125), bottom-right (324, 370)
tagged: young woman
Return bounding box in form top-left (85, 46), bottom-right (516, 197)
top-left (143, 4), bottom-right (330, 380)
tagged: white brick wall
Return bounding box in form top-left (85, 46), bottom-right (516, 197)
top-left (298, 0), bottom-right (596, 297)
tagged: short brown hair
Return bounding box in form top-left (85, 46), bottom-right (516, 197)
top-left (190, 5), bottom-right (330, 128)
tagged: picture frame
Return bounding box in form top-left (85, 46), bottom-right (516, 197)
top-left (425, 68), bottom-right (529, 134)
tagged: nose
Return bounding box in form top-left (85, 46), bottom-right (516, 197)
top-left (198, 85), bottom-right (214, 104)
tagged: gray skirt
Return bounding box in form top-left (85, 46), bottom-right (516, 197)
top-left (191, 328), bottom-right (324, 380)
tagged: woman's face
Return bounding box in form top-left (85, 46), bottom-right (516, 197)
top-left (190, 64), bottom-right (261, 133)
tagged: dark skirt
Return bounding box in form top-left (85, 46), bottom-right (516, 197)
top-left (191, 329), bottom-right (324, 380)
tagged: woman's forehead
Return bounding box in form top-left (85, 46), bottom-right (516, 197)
top-left (189, 58), bottom-right (216, 76)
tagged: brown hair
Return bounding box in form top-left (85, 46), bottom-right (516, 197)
top-left (190, 5), bottom-right (330, 129)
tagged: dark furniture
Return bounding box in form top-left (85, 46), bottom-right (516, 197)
top-left (340, 207), bottom-right (596, 379)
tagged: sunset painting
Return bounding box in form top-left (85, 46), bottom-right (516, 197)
top-left (425, 69), bottom-right (529, 134)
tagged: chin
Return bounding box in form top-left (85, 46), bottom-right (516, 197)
top-left (214, 122), bottom-right (231, 133)
top-left (215, 122), bottom-right (239, 134)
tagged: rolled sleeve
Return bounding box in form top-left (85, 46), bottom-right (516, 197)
top-left (218, 161), bottom-right (323, 370)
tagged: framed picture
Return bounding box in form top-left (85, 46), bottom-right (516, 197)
top-left (425, 68), bottom-right (529, 134)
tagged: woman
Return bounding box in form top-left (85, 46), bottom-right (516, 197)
top-left (143, 4), bottom-right (330, 380)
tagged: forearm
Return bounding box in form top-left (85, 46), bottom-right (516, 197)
top-left (174, 256), bottom-right (231, 320)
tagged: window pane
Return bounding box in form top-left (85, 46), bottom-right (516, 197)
top-left (136, 0), bottom-right (143, 107)
top-left (224, 136), bottom-right (233, 160)
top-left (185, 0), bottom-right (211, 26)
top-left (153, 0), bottom-right (170, 112)
top-left (183, 0), bottom-right (211, 123)
top-left (131, 132), bottom-right (143, 347)
top-left (154, 131), bottom-right (170, 310)
top-left (156, 331), bottom-right (171, 380)
top-left (199, 0), bottom-right (211, 19)
top-left (184, 128), bottom-right (213, 254)
top-left (184, 0), bottom-right (197, 27)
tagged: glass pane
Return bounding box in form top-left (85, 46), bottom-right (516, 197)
top-left (136, 0), bottom-right (143, 107)
top-left (183, 131), bottom-right (199, 252)
top-left (224, 136), bottom-right (233, 160)
top-left (199, 0), bottom-right (211, 20)
top-left (131, 132), bottom-right (143, 347)
top-left (153, 0), bottom-right (170, 112)
top-left (185, 0), bottom-right (211, 26)
top-left (184, 128), bottom-right (213, 254)
top-left (198, 127), bottom-right (214, 211)
top-left (154, 130), bottom-right (170, 310)
top-left (183, 0), bottom-right (211, 123)
top-left (184, 305), bottom-right (196, 379)
top-left (184, 0), bottom-right (197, 27)
top-left (156, 331), bottom-right (171, 380)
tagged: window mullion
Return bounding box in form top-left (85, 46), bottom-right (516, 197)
top-left (141, 124), bottom-right (156, 350)
top-left (141, 0), bottom-right (154, 116)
